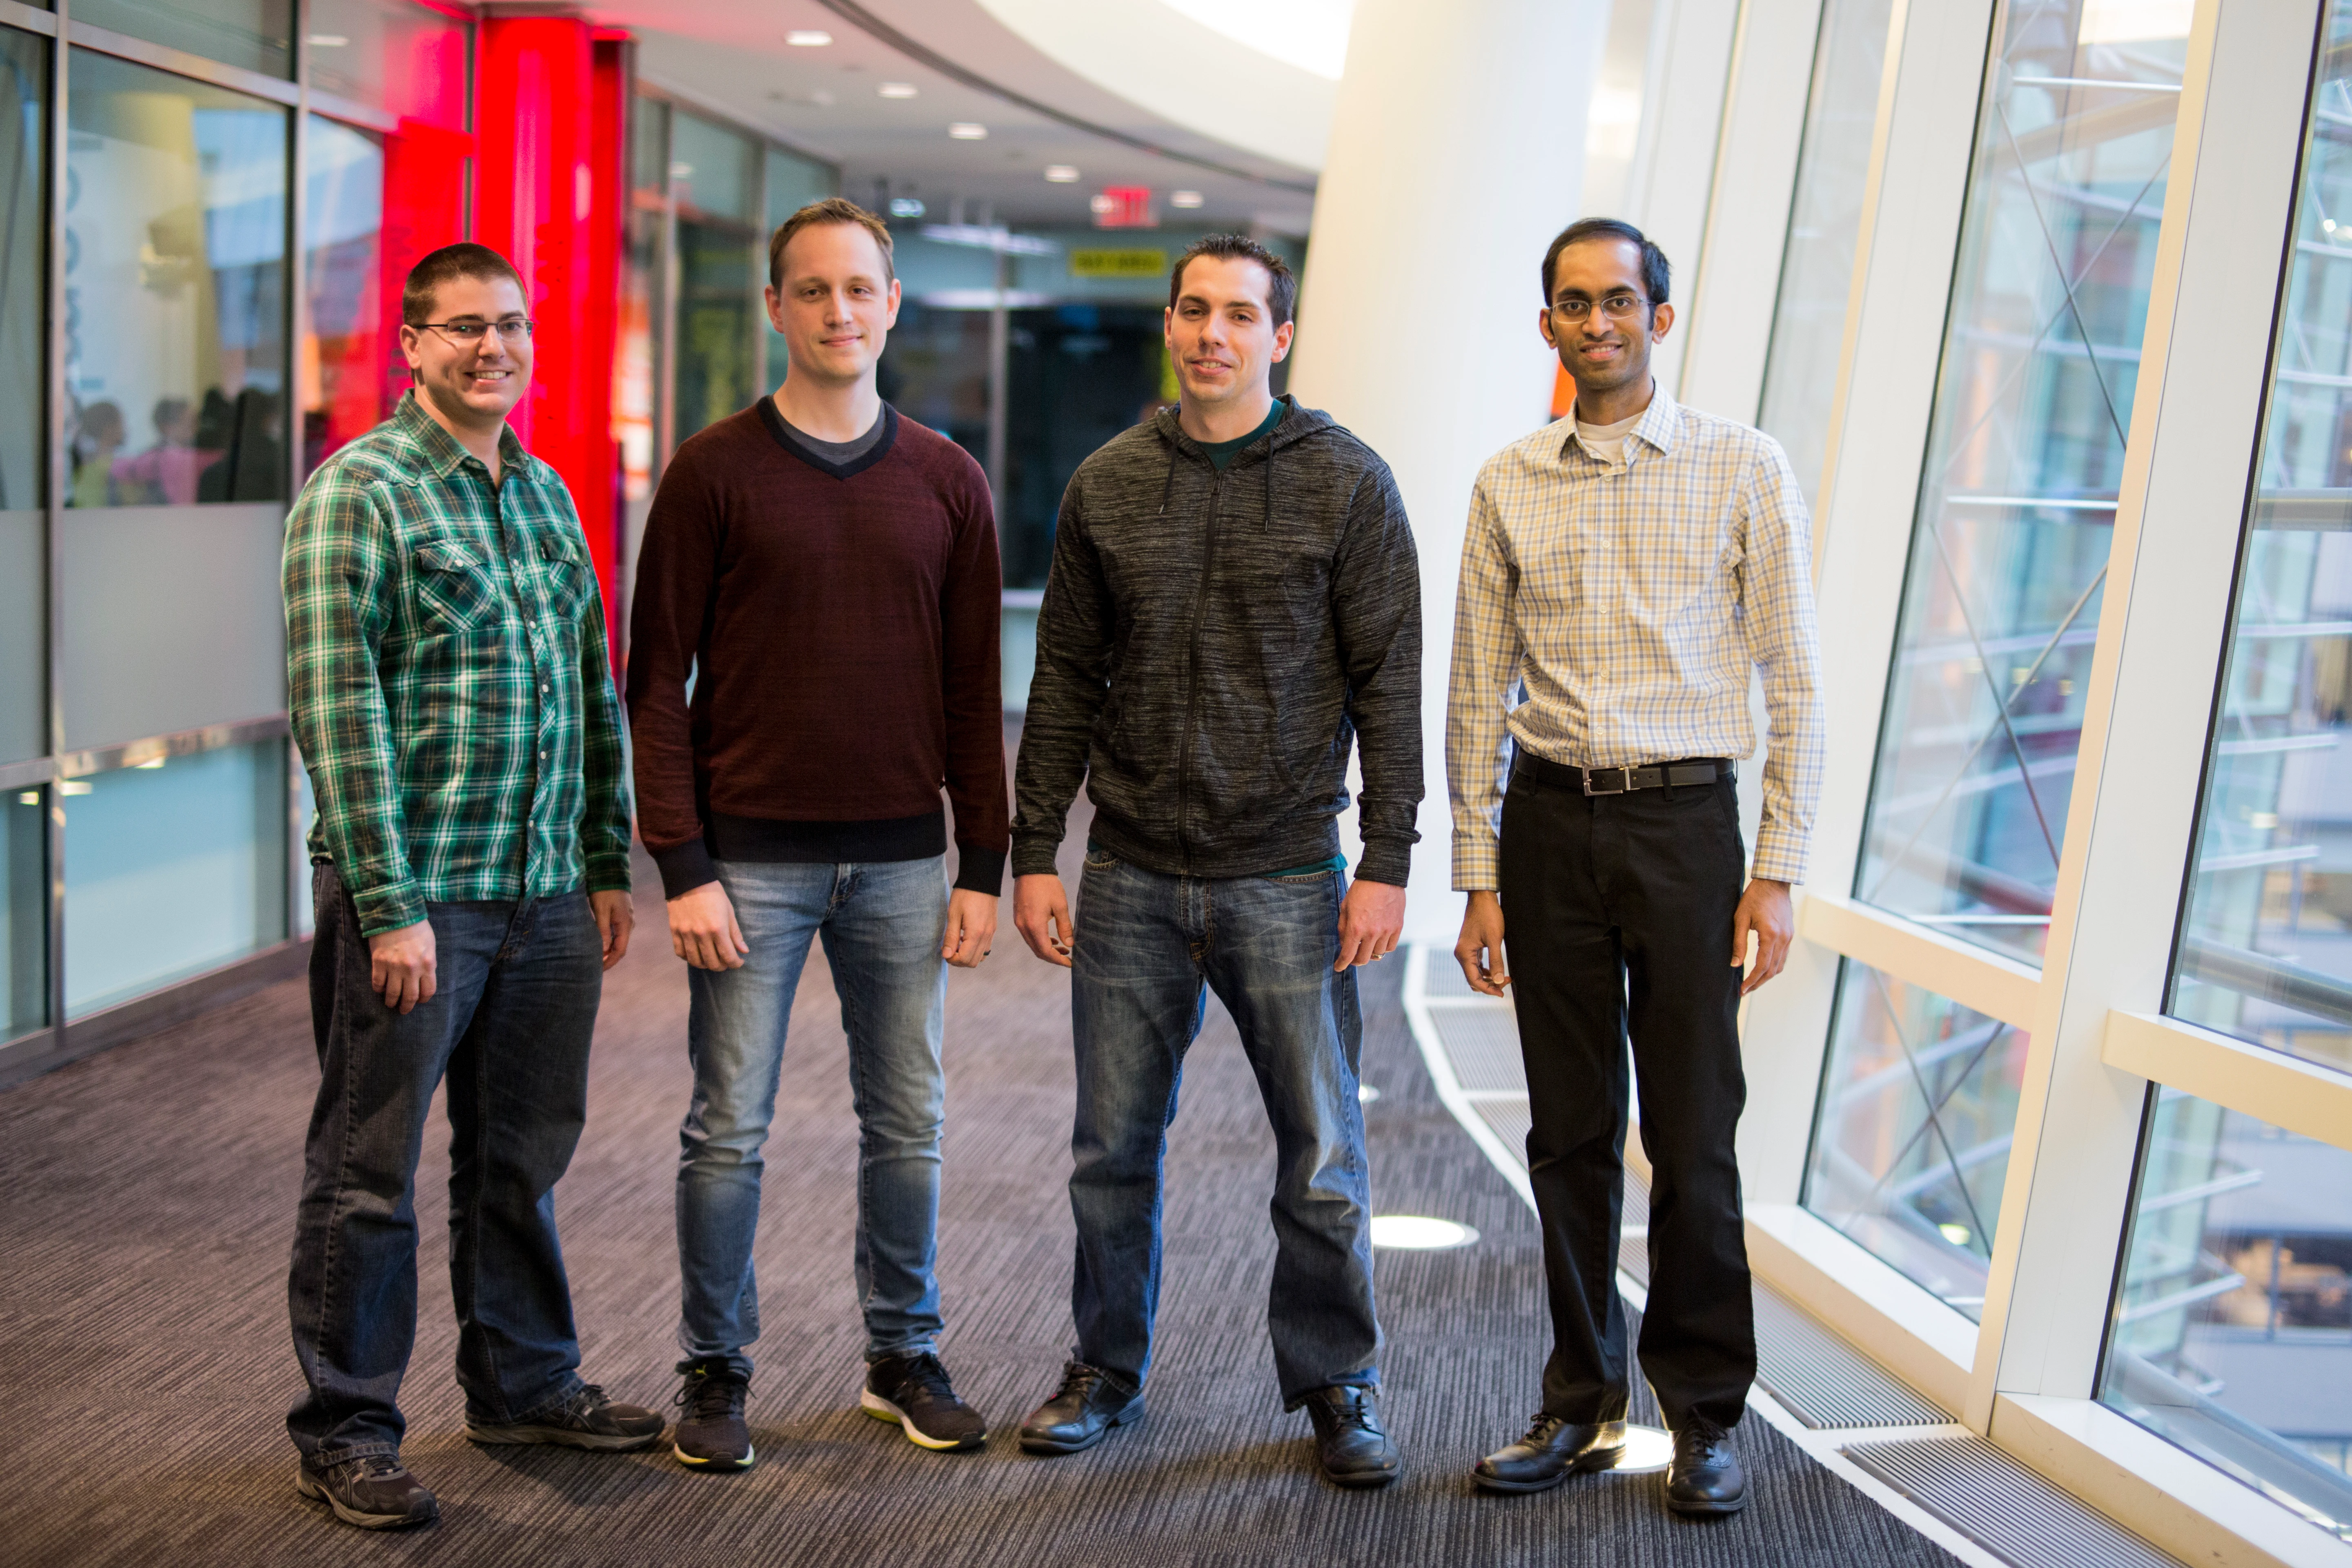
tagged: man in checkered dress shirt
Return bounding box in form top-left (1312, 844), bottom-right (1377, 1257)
top-left (1447, 220), bottom-right (1823, 1516)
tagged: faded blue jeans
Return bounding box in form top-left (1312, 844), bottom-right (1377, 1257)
top-left (675, 856), bottom-right (949, 1376)
top-left (287, 864), bottom-right (601, 1466)
top-left (1067, 851), bottom-right (1381, 1409)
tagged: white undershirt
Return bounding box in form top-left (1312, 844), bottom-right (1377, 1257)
top-left (1575, 407), bottom-right (1645, 468)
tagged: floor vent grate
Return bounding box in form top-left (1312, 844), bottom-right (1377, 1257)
top-left (1423, 1006), bottom-right (1528, 1093)
top-left (1753, 1284), bottom-right (1949, 1429)
top-left (1471, 1096), bottom-right (1530, 1159)
top-left (1842, 1434), bottom-right (2184, 1567)
top-left (1423, 949), bottom-right (1481, 997)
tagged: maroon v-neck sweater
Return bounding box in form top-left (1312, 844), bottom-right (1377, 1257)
top-left (626, 399), bottom-right (1009, 898)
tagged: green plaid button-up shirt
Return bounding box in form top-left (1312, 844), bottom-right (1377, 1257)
top-left (285, 392), bottom-right (632, 936)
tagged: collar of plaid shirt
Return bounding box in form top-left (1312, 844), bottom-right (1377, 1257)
top-left (1444, 387), bottom-right (1826, 892)
top-left (284, 392), bottom-right (634, 936)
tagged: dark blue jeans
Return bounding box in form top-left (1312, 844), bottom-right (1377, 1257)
top-left (1068, 852), bottom-right (1381, 1409)
top-left (287, 864), bottom-right (602, 1466)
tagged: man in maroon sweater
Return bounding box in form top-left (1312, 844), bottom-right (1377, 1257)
top-left (626, 198), bottom-right (1008, 1471)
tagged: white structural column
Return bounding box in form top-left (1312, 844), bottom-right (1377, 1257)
top-left (1616, 0), bottom-right (1742, 398)
top-left (1288, 0), bottom-right (1609, 941)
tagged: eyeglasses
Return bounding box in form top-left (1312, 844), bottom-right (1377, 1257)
top-left (1550, 295), bottom-right (1647, 323)
top-left (410, 316), bottom-right (536, 343)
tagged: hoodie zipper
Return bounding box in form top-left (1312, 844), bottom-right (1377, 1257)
top-left (1174, 457), bottom-right (1223, 875)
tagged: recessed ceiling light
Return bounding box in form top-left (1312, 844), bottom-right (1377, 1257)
top-left (786, 28), bottom-right (831, 45)
top-left (1089, 194), bottom-right (1115, 214)
top-left (878, 82), bottom-right (918, 98)
top-left (1044, 165), bottom-right (1079, 183)
top-left (888, 196), bottom-right (926, 218)
top-left (948, 122), bottom-right (987, 140)
top-left (1169, 189), bottom-right (1204, 208)
top-left (306, 32), bottom-right (348, 45)
top-left (1369, 1215), bottom-right (1479, 1250)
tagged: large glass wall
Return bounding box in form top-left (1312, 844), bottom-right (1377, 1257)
top-left (74, 0), bottom-right (293, 81)
top-left (1853, 0), bottom-right (2185, 965)
top-left (299, 116), bottom-right (386, 473)
top-left (2167, 3), bottom-right (2352, 1077)
top-left (0, 27), bottom-right (45, 772)
top-left (1755, 0), bottom-right (1897, 510)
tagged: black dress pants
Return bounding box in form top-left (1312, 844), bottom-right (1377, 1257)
top-left (1499, 764), bottom-right (1756, 1431)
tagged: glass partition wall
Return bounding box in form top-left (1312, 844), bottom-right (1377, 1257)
top-left (0, 2), bottom-right (476, 1076)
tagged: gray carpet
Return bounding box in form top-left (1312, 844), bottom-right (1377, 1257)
top-left (0, 835), bottom-right (1959, 1566)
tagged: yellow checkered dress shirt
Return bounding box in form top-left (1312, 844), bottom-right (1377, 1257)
top-left (1445, 390), bottom-right (1824, 890)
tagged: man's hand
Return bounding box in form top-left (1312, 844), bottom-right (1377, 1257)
top-left (591, 889), bottom-right (633, 971)
top-left (1454, 890), bottom-right (1510, 997)
top-left (1334, 878), bottom-right (1406, 971)
top-left (1013, 873), bottom-right (1074, 968)
top-left (1732, 878), bottom-right (1794, 996)
top-left (368, 920), bottom-right (437, 1013)
top-left (669, 880), bottom-right (749, 971)
top-left (942, 889), bottom-right (999, 968)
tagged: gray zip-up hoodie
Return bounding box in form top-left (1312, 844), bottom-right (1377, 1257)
top-left (1011, 396), bottom-right (1423, 886)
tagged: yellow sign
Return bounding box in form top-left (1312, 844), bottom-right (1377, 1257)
top-left (1069, 248), bottom-right (1168, 279)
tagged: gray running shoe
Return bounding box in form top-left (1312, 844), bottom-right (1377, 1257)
top-left (294, 1454), bottom-right (438, 1530)
top-left (466, 1383), bottom-right (665, 1451)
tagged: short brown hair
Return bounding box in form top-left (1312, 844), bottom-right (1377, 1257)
top-left (402, 242), bottom-right (527, 325)
top-left (768, 197), bottom-right (896, 290)
top-left (1168, 234), bottom-right (1296, 328)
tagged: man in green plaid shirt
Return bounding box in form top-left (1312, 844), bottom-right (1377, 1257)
top-left (281, 243), bottom-right (660, 1532)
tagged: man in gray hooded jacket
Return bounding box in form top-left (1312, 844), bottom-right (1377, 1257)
top-left (1008, 234), bottom-right (1421, 1489)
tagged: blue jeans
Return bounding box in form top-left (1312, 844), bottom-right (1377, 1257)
top-left (287, 864), bottom-right (602, 1466)
top-left (676, 856), bottom-right (950, 1376)
top-left (1068, 852), bottom-right (1380, 1408)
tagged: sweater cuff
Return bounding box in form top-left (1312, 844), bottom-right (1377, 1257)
top-left (1355, 841), bottom-right (1414, 889)
top-left (1009, 836), bottom-right (1063, 879)
top-left (953, 844), bottom-right (1006, 895)
top-left (649, 837), bottom-right (720, 900)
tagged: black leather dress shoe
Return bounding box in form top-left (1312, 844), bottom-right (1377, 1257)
top-left (1018, 1362), bottom-right (1143, 1455)
top-left (1666, 1417), bottom-right (1747, 1516)
top-left (1302, 1384), bottom-right (1401, 1489)
top-left (1473, 1414), bottom-right (1627, 1494)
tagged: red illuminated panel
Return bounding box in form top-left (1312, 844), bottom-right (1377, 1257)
top-left (1092, 185), bottom-right (1155, 229)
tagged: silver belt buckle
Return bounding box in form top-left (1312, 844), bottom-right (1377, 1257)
top-left (1583, 767), bottom-right (1629, 796)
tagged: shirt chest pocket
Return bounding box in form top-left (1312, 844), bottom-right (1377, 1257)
top-left (1627, 518), bottom-right (1739, 622)
top-left (535, 532), bottom-right (592, 625)
top-left (411, 539), bottom-right (502, 633)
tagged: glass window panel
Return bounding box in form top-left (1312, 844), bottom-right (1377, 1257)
top-left (629, 94), bottom-right (666, 195)
top-left (1755, 0), bottom-right (1896, 511)
top-left (1, 784), bottom-right (45, 1038)
top-left (291, 752), bottom-right (313, 937)
top-left (0, 27), bottom-right (42, 516)
top-left (1803, 958), bottom-right (2031, 1319)
top-left (1853, 0), bottom-right (2187, 965)
top-left (2101, 1094), bottom-right (2352, 1542)
top-left (669, 111), bottom-right (751, 223)
top-left (299, 115), bottom-right (388, 476)
top-left (673, 216), bottom-right (758, 443)
top-left (0, 509), bottom-right (40, 765)
top-left (617, 202), bottom-right (660, 501)
top-left (2169, 3), bottom-right (2352, 1076)
top-left (59, 503), bottom-right (287, 748)
top-left (64, 50), bottom-right (289, 510)
top-left (1001, 304), bottom-right (1169, 590)
top-left (303, 0), bottom-right (468, 129)
top-left (762, 143), bottom-right (834, 390)
top-left (73, 0), bottom-right (292, 81)
top-left (61, 739), bottom-right (287, 1016)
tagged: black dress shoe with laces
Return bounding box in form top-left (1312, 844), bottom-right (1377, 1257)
top-left (1666, 1416), bottom-right (1747, 1516)
top-left (1302, 1384), bottom-right (1402, 1489)
top-left (294, 1454), bottom-right (438, 1530)
top-left (673, 1357), bottom-right (755, 1471)
top-left (1018, 1362), bottom-right (1144, 1455)
top-left (1473, 1414), bottom-right (1627, 1494)
top-left (863, 1351), bottom-right (989, 1451)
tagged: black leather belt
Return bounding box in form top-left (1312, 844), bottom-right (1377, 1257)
top-left (1512, 752), bottom-right (1733, 796)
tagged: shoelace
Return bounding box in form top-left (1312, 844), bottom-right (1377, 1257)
top-left (1517, 1412), bottom-right (1567, 1447)
top-left (1052, 1361), bottom-right (1105, 1403)
top-left (331, 1454), bottom-right (408, 1483)
top-left (675, 1369), bottom-right (747, 1420)
top-left (898, 1352), bottom-right (958, 1403)
top-left (1319, 1389), bottom-right (1378, 1432)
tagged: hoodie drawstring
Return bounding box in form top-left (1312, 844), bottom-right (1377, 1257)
top-left (1158, 442), bottom-right (1178, 517)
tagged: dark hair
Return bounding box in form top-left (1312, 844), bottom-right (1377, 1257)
top-left (402, 242), bottom-right (528, 325)
top-left (1168, 234), bottom-right (1298, 328)
top-left (768, 197), bottom-right (896, 290)
top-left (1541, 218), bottom-right (1670, 308)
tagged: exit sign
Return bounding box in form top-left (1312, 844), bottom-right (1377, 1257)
top-left (1091, 185), bottom-right (1155, 229)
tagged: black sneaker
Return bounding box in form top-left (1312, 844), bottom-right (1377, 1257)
top-left (294, 1454), bottom-right (438, 1530)
top-left (466, 1383), bottom-right (666, 1451)
top-left (861, 1351), bottom-right (988, 1451)
top-left (672, 1358), bottom-right (755, 1471)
